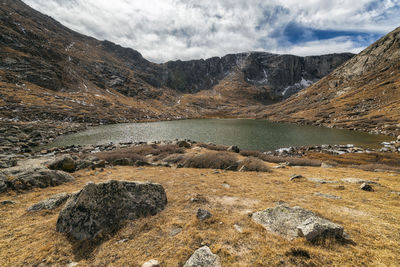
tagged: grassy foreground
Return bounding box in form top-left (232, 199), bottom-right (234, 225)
top-left (1, 161), bottom-right (400, 266)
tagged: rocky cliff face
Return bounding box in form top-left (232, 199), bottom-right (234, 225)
top-left (161, 52), bottom-right (353, 98)
top-left (0, 0), bottom-right (353, 123)
top-left (263, 26), bottom-right (400, 136)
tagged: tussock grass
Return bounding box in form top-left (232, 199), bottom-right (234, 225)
top-left (240, 150), bottom-right (322, 167)
top-left (181, 151), bottom-right (238, 170)
top-left (197, 143), bottom-right (230, 151)
top-left (238, 157), bottom-right (270, 172)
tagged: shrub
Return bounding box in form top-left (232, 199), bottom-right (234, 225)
top-left (182, 152), bottom-right (238, 170)
top-left (92, 150), bottom-right (146, 165)
top-left (197, 143), bottom-right (230, 151)
top-left (161, 153), bottom-right (186, 164)
top-left (238, 157), bottom-right (270, 172)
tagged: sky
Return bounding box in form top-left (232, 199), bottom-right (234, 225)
top-left (23, 0), bottom-right (400, 63)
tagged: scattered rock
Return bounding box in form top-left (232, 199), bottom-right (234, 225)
top-left (142, 259), bottom-right (160, 267)
top-left (56, 180), bottom-right (167, 240)
top-left (222, 183), bottom-right (230, 189)
top-left (321, 162), bottom-right (334, 168)
top-left (0, 167), bottom-right (74, 192)
top-left (183, 246), bottom-right (221, 267)
top-left (117, 238), bottom-right (129, 244)
top-left (113, 158), bottom-right (132, 166)
top-left (360, 183), bottom-right (374, 191)
top-left (48, 155), bottom-right (76, 172)
top-left (1, 200), bottom-right (16, 205)
top-left (170, 227), bottom-right (182, 237)
top-left (227, 145), bottom-right (240, 153)
top-left (289, 174), bottom-right (304, 181)
top-left (27, 193), bottom-right (71, 211)
top-left (177, 140), bottom-right (191, 148)
top-left (342, 178), bottom-right (378, 184)
top-left (334, 185), bottom-right (345, 190)
top-left (197, 208), bottom-right (212, 221)
top-left (307, 178), bottom-right (337, 184)
top-left (234, 224), bottom-right (243, 233)
top-left (252, 204), bottom-right (346, 241)
top-left (190, 194), bottom-right (208, 204)
top-left (314, 193), bottom-right (341, 200)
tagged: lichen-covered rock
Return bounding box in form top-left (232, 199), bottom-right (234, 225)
top-left (48, 155), bottom-right (76, 172)
top-left (0, 167), bottom-right (74, 193)
top-left (56, 180), bottom-right (167, 240)
top-left (183, 246), bottom-right (221, 267)
top-left (28, 193), bottom-right (71, 212)
top-left (252, 204), bottom-right (346, 241)
top-left (196, 209), bottom-right (212, 221)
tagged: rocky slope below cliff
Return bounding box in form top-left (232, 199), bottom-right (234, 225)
top-left (0, 0), bottom-right (352, 123)
top-left (262, 26), bottom-right (400, 137)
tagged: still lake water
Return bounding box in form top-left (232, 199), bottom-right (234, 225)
top-left (48, 119), bottom-right (392, 151)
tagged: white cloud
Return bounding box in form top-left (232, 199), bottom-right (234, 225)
top-left (22, 0), bottom-right (400, 62)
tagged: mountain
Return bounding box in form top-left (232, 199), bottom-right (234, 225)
top-left (0, 0), bottom-right (352, 123)
top-left (262, 26), bottom-right (400, 137)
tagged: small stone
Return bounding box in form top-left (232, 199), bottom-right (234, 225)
top-left (234, 224), bottom-right (243, 233)
top-left (342, 178), bottom-right (378, 184)
top-left (321, 162), bottom-right (334, 168)
top-left (190, 194), bottom-right (208, 203)
top-left (360, 183), bottom-right (374, 191)
top-left (314, 193), bottom-right (341, 200)
top-left (222, 183), bottom-right (230, 189)
top-left (197, 209), bottom-right (212, 221)
top-left (227, 145), bottom-right (240, 153)
top-left (183, 246), bottom-right (221, 267)
top-left (289, 174), bottom-right (303, 181)
top-left (142, 259), bottom-right (160, 267)
top-left (170, 227), bottom-right (182, 237)
top-left (1, 200), bottom-right (16, 205)
top-left (117, 238), bottom-right (129, 244)
top-left (307, 178), bottom-right (337, 184)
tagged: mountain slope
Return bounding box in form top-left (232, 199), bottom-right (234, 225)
top-left (262, 27), bottom-right (400, 136)
top-left (0, 0), bottom-right (352, 123)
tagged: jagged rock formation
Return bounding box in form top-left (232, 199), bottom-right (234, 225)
top-left (0, 0), bottom-right (352, 123)
top-left (263, 26), bottom-right (400, 136)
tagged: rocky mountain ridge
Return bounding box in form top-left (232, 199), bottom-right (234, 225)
top-left (262, 26), bottom-right (400, 137)
top-left (0, 0), bottom-right (352, 123)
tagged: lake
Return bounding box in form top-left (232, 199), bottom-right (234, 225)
top-left (46, 119), bottom-right (392, 151)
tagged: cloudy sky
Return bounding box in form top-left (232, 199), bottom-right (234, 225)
top-left (23, 0), bottom-right (400, 63)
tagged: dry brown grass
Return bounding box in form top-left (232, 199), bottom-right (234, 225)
top-left (240, 150), bottom-right (322, 167)
top-left (238, 157), bottom-right (270, 172)
top-left (181, 151), bottom-right (238, 170)
top-left (1, 161), bottom-right (400, 266)
top-left (89, 144), bottom-right (185, 165)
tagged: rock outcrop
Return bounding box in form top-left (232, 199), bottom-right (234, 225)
top-left (56, 180), bottom-right (167, 240)
top-left (252, 204), bottom-right (346, 241)
top-left (0, 167), bottom-right (74, 193)
top-left (28, 193), bottom-right (71, 212)
top-left (183, 246), bottom-right (221, 267)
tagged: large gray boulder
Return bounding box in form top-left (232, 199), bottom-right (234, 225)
top-left (28, 193), bottom-right (71, 212)
top-left (0, 167), bottom-right (74, 193)
top-left (56, 180), bottom-right (167, 240)
top-left (183, 246), bottom-right (221, 267)
top-left (252, 204), bottom-right (345, 241)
